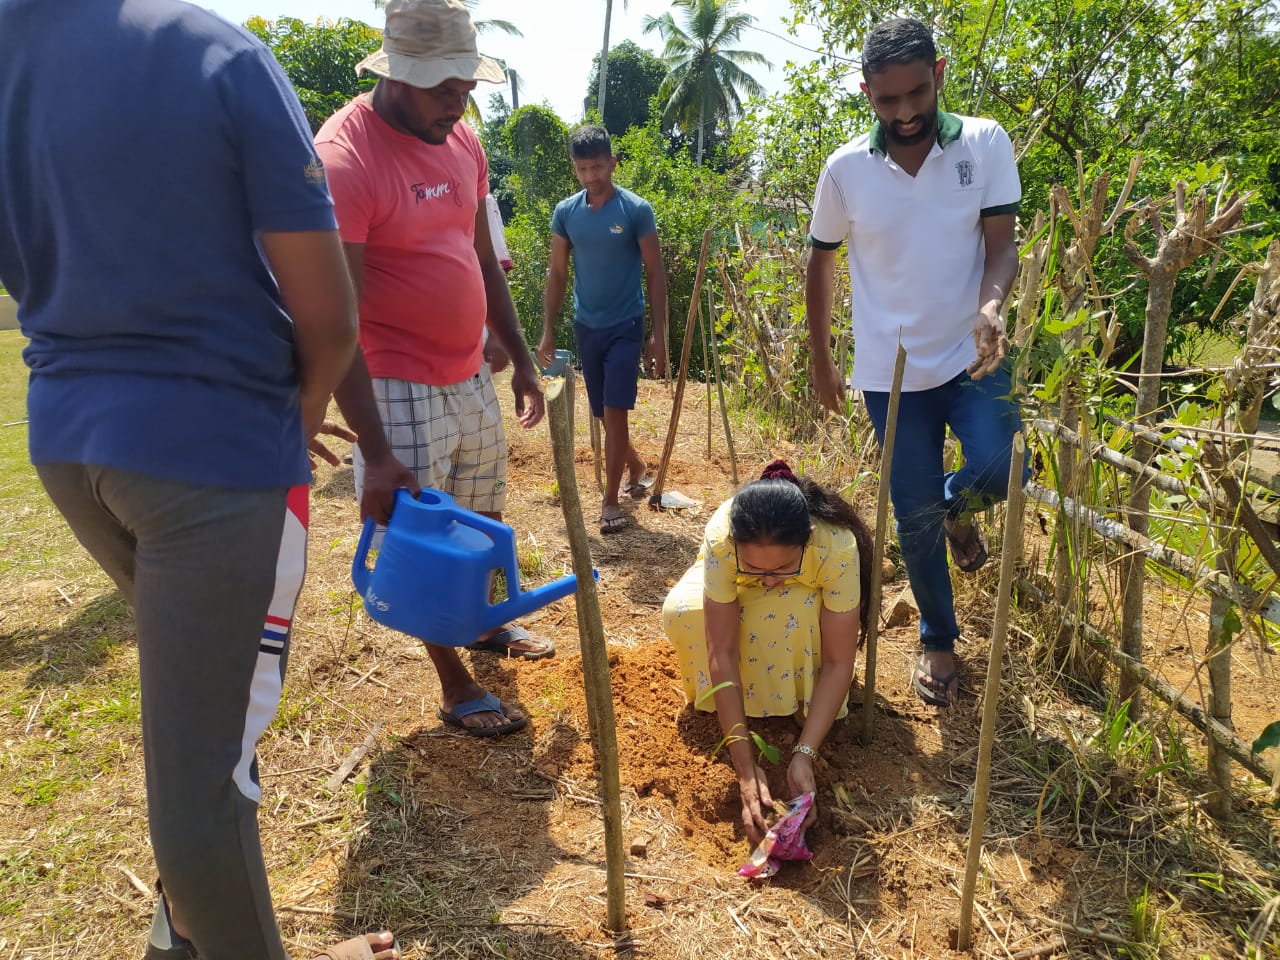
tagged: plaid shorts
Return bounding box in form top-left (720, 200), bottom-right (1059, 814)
top-left (353, 369), bottom-right (508, 513)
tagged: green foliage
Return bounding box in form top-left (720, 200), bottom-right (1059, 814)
top-left (613, 120), bottom-right (746, 374)
top-left (585, 40), bottom-right (669, 135)
top-left (501, 105), bottom-right (574, 215)
top-left (479, 94), bottom-right (515, 219)
top-left (244, 16), bottom-right (381, 132)
top-left (732, 59), bottom-right (867, 220)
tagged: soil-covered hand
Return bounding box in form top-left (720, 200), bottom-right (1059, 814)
top-left (811, 354), bottom-right (846, 413)
top-left (787, 753), bottom-right (818, 830)
top-left (738, 763), bottom-right (775, 846)
top-left (967, 305), bottom-right (1008, 380)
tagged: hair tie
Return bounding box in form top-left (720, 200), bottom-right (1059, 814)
top-left (760, 459), bottom-right (801, 487)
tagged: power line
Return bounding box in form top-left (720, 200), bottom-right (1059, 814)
top-left (742, 21), bottom-right (861, 66)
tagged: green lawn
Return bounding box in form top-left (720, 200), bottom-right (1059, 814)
top-left (0, 331), bottom-right (88, 579)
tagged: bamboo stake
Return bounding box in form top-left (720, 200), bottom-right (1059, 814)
top-left (544, 371), bottom-right (627, 934)
top-left (860, 342), bottom-right (907, 744)
top-left (700, 289), bottom-right (712, 458)
top-left (708, 280), bottom-right (737, 486)
top-left (650, 228), bottom-right (713, 506)
top-left (1016, 579), bottom-right (1275, 784)
top-left (589, 414), bottom-right (603, 493)
top-left (958, 432), bottom-right (1028, 951)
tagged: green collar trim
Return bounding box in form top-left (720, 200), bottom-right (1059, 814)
top-left (868, 111), bottom-right (964, 155)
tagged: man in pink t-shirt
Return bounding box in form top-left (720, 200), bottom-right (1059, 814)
top-left (320, 0), bottom-right (550, 737)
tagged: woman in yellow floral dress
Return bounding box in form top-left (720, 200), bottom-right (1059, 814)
top-left (662, 459), bottom-right (873, 844)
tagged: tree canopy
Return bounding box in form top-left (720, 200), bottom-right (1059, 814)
top-left (244, 16), bottom-right (381, 132)
top-left (585, 40), bottom-right (669, 136)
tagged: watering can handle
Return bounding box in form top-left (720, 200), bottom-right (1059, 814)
top-left (455, 510), bottom-right (522, 589)
top-left (351, 515), bottom-right (377, 596)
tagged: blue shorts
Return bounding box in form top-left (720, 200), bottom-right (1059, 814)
top-left (574, 315), bottom-right (644, 418)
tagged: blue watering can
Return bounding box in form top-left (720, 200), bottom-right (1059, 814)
top-left (351, 488), bottom-right (581, 646)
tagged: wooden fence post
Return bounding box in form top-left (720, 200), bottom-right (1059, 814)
top-left (958, 432), bottom-right (1027, 951)
top-left (860, 342), bottom-right (907, 744)
top-left (545, 372), bottom-right (627, 934)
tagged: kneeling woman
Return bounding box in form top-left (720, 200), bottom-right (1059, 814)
top-left (662, 460), bottom-right (873, 844)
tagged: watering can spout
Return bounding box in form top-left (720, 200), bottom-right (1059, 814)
top-left (486, 575), bottom-right (580, 630)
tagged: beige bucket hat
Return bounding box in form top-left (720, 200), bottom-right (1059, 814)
top-left (356, 0), bottom-right (505, 89)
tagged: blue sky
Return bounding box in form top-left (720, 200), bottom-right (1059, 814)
top-left (203, 0), bottom-right (830, 123)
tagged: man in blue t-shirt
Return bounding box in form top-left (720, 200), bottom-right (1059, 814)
top-left (0, 0), bottom-right (395, 957)
top-left (538, 125), bottom-right (668, 534)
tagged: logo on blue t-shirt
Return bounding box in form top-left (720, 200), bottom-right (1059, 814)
top-left (304, 158), bottom-right (326, 185)
top-left (610, 223), bottom-right (624, 235)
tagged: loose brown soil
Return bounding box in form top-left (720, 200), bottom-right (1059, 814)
top-left (4, 374), bottom-right (1280, 959)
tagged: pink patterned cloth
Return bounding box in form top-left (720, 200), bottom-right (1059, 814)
top-left (737, 792), bottom-right (815, 879)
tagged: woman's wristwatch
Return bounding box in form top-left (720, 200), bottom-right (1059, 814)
top-left (792, 742), bottom-right (818, 761)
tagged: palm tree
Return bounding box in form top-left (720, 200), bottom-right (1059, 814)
top-left (596, 0), bottom-right (627, 126)
top-left (642, 0), bottom-right (769, 165)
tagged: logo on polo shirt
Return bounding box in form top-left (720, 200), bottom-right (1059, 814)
top-left (610, 223), bottom-right (624, 235)
top-left (955, 160), bottom-right (974, 188)
top-left (303, 158), bottom-right (326, 185)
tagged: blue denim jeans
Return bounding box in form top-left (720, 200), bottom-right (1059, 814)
top-left (863, 365), bottom-right (1027, 652)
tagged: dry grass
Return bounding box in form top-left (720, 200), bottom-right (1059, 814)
top-left (2, 340), bottom-right (1280, 959)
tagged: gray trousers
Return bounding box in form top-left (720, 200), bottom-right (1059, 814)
top-left (37, 463), bottom-right (308, 960)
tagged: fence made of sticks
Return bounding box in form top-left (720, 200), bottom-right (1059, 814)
top-left (695, 156), bottom-right (1280, 818)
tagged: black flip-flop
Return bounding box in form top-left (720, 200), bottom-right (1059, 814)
top-left (621, 476), bottom-right (654, 499)
top-left (913, 653), bottom-right (958, 707)
top-left (599, 513), bottom-right (633, 534)
top-left (944, 518), bottom-right (989, 573)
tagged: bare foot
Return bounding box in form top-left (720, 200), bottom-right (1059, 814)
top-left (312, 931), bottom-right (399, 959)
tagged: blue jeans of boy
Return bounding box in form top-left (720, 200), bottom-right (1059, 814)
top-left (863, 365), bottom-right (1027, 652)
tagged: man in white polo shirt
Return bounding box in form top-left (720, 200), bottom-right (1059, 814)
top-left (805, 17), bottom-right (1025, 708)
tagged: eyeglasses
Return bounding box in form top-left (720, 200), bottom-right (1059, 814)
top-left (734, 543), bottom-right (805, 579)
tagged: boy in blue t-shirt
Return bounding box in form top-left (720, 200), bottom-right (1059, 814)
top-left (538, 125), bottom-right (668, 534)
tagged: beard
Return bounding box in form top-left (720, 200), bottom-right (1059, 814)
top-left (884, 101), bottom-right (938, 147)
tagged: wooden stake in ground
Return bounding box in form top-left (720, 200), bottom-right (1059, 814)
top-left (707, 280), bottom-right (737, 485)
top-left (699, 292), bottom-right (712, 457)
top-left (544, 371), bottom-right (627, 934)
top-left (958, 432), bottom-right (1027, 952)
top-left (589, 414), bottom-right (603, 493)
top-left (650, 228), bottom-right (713, 507)
top-left (860, 341), bottom-right (906, 744)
